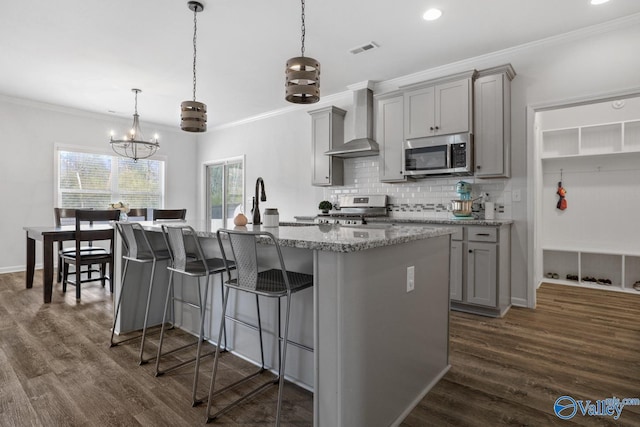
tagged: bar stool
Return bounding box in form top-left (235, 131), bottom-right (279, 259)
top-left (155, 225), bottom-right (232, 407)
top-left (110, 222), bottom-right (170, 365)
top-left (206, 229), bottom-right (314, 426)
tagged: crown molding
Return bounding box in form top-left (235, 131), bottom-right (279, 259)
top-left (375, 12), bottom-right (640, 94)
top-left (0, 92), bottom-right (182, 133)
top-left (211, 90), bottom-right (352, 131)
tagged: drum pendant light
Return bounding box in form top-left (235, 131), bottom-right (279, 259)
top-left (285, 0), bottom-right (320, 104)
top-left (181, 1), bottom-right (207, 132)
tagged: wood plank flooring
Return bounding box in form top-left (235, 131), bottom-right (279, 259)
top-left (1, 272), bottom-right (639, 426)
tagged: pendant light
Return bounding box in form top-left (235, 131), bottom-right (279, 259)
top-left (181, 1), bottom-right (207, 132)
top-left (110, 89), bottom-right (159, 162)
top-left (285, 0), bottom-right (320, 104)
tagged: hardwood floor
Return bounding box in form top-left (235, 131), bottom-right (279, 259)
top-left (1, 273), bottom-right (639, 426)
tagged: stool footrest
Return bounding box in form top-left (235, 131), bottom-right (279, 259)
top-left (207, 372), bottom-right (278, 422)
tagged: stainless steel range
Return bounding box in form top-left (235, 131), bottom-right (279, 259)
top-left (314, 195), bottom-right (388, 225)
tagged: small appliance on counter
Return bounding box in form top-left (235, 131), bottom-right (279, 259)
top-left (450, 181), bottom-right (478, 219)
top-left (314, 194), bottom-right (388, 225)
top-left (263, 208), bottom-right (279, 227)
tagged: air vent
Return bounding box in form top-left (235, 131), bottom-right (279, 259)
top-left (349, 42), bottom-right (379, 55)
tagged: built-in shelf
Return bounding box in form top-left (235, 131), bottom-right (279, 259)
top-left (542, 248), bottom-right (640, 294)
top-left (541, 119), bottom-right (640, 159)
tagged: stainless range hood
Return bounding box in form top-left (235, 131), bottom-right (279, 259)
top-left (324, 86), bottom-right (379, 158)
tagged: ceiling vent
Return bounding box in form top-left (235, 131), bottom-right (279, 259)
top-left (349, 42), bottom-right (379, 55)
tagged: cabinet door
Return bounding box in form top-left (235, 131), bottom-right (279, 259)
top-left (435, 79), bottom-right (471, 135)
top-left (310, 107), bottom-right (345, 186)
top-left (376, 94), bottom-right (406, 182)
top-left (311, 113), bottom-right (332, 185)
top-left (450, 240), bottom-right (464, 302)
top-left (466, 241), bottom-right (497, 307)
top-left (474, 73), bottom-right (508, 177)
top-left (404, 86), bottom-right (435, 139)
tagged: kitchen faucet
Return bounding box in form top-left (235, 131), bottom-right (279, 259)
top-left (252, 177), bottom-right (267, 224)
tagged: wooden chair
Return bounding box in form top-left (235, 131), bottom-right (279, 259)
top-left (60, 209), bottom-right (119, 299)
top-left (54, 208), bottom-right (106, 283)
top-left (126, 208), bottom-right (148, 221)
top-left (152, 209), bottom-right (186, 221)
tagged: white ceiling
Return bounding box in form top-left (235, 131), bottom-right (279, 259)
top-left (1, 0), bottom-right (639, 130)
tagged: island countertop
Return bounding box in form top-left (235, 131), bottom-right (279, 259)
top-left (140, 221), bottom-right (454, 253)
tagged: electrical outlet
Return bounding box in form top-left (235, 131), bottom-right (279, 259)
top-left (512, 189), bottom-right (522, 202)
top-left (407, 266), bottom-right (415, 293)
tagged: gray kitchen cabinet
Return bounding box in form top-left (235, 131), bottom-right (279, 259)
top-left (466, 241), bottom-right (498, 306)
top-left (450, 224), bottom-right (511, 317)
top-left (309, 106), bottom-right (346, 186)
top-left (375, 91), bottom-right (406, 182)
top-left (403, 72), bottom-right (475, 139)
top-left (474, 64), bottom-right (516, 178)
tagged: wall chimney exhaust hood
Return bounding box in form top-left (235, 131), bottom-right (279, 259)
top-left (325, 82), bottom-right (379, 158)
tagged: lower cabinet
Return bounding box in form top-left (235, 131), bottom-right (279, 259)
top-left (449, 224), bottom-right (511, 317)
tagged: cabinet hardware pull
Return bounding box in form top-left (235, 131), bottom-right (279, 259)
top-left (469, 250), bottom-right (473, 253)
top-left (435, 126), bottom-right (439, 130)
top-left (477, 165), bottom-right (482, 169)
top-left (429, 126), bottom-right (434, 131)
top-left (475, 233), bottom-right (491, 236)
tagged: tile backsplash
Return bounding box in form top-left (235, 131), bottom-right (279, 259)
top-left (323, 158), bottom-right (512, 220)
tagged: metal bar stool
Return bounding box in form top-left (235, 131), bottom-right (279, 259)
top-left (206, 229), bottom-right (314, 426)
top-left (155, 225), bottom-right (232, 407)
top-left (110, 222), bottom-right (170, 365)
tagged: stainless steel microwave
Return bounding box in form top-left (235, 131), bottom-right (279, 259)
top-left (404, 133), bottom-right (473, 177)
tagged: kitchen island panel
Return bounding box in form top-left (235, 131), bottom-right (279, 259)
top-left (315, 234), bottom-right (451, 427)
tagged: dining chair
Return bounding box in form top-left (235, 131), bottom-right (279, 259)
top-left (152, 209), bottom-right (186, 221)
top-left (126, 208), bottom-right (148, 221)
top-left (206, 229), bottom-right (314, 426)
top-left (54, 208), bottom-right (106, 283)
top-left (60, 209), bottom-right (119, 299)
top-left (155, 224), bottom-right (232, 407)
top-left (110, 222), bottom-right (170, 365)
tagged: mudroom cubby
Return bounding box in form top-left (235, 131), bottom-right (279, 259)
top-left (536, 97), bottom-right (640, 295)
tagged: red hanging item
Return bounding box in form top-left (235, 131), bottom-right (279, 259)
top-left (556, 181), bottom-right (567, 210)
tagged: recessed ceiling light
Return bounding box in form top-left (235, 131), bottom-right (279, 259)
top-left (590, 0), bottom-right (610, 5)
top-left (423, 8), bottom-right (442, 21)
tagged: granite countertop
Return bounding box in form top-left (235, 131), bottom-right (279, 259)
top-left (141, 221), bottom-right (454, 253)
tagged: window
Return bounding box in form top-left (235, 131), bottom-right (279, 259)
top-left (207, 157), bottom-right (244, 230)
top-left (56, 147), bottom-right (165, 209)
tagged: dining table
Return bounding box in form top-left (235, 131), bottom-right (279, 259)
top-left (23, 224), bottom-right (114, 303)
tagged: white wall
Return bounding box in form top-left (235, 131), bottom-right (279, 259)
top-left (0, 96), bottom-right (198, 272)
top-left (196, 17), bottom-right (640, 308)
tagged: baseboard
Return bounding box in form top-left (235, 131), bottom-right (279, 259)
top-left (0, 265), bottom-right (35, 274)
top-left (390, 364), bottom-right (451, 427)
top-left (511, 297), bottom-right (528, 307)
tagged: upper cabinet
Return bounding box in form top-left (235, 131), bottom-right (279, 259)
top-left (473, 64), bottom-right (516, 178)
top-left (403, 71), bottom-right (475, 139)
top-left (375, 91), bottom-right (406, 182)
top-left (309, 106), bottom-right (346, 186)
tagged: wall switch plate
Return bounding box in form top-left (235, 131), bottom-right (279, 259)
top-left (407, 266), bottom-right (415, 292)
top-left (512, 189), bottom-right (522, 202)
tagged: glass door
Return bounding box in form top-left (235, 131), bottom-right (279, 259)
top-left (207, 158), bottom-right (244, 231)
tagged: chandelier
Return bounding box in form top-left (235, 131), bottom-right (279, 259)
top-left (110, 89), bottom-right (159, 162)
top-left (180, 1), bottom-right (207, 132)
top-left (285, 0), bottom-right (320, 104)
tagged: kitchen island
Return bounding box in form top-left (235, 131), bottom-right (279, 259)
top-left (114, 222), bottom-right (453, 426)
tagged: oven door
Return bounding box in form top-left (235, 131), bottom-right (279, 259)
top-left (404, 140), bottom-right (450, 175)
